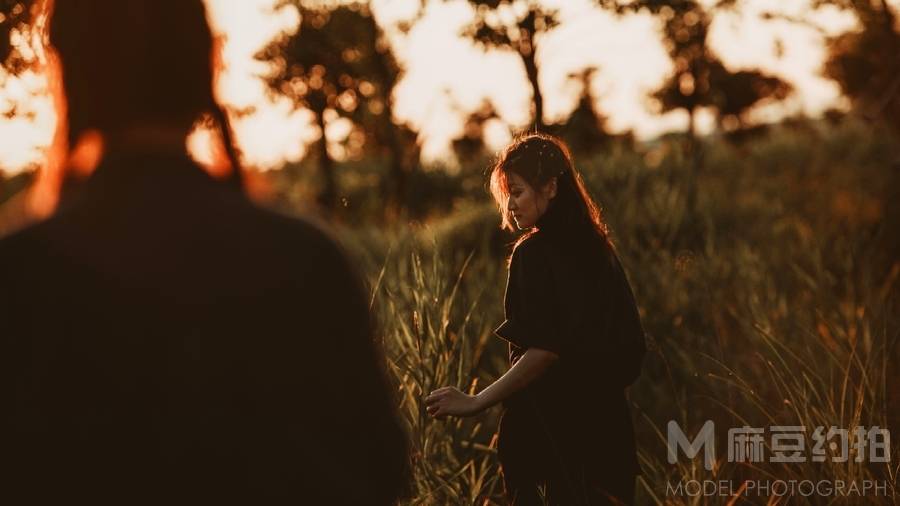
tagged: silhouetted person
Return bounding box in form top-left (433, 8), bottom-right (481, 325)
top-left (0, 1), bottom-right (407, 504)
top-left (426, 134), bottom-right (645, 505)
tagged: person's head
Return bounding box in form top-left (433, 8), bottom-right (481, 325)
top-left (49, 0), bottom-right (216, 142)
top-left (34, 0), bottom-right (241, 205)
top-left (489, 133), bottom-right (609, 241)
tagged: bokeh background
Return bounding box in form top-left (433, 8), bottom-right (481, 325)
top-left (2, 0), bottom-right (898, 504)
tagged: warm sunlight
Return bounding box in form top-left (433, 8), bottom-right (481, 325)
top-left (0, 0), bottom-right (867, 175)
top-left (1, 1), bottom-right (897, 504)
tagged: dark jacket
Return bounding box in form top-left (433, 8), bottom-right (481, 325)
top-left (493, 201), bottom-right (646, 501)
top-left (0, 153), bottom-right (407, 505)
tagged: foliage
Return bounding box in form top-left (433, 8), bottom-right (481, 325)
top-left (547, 67), bottom-right (613, 154)
top-left (1, 0), bottom-right (39, 121)
top-left (818, 0), bottom-right (900, 131)
top-left (642, 0), bottom-right (792, 137)
top-left (0, 0), bottom-right (36, 75)
top-left (257, 1), bottom-right (416, 211)
top-left (336, 119), bottom-right (899, 504)
top-left (451, 100), bottom-right (500, 168)
top-left (369, 243), bottom-right (507, 504)
top-left (459, 0), bottom-right (560, 130)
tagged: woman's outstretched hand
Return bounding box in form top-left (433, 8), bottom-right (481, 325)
top-left (425, 349), bottom-right (558, 419)
top-left (425, 386), bottom-right (483, 418)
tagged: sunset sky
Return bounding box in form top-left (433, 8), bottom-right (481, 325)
top-left (0, 0), bottom-right (873, 175)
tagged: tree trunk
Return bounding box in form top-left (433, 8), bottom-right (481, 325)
top-left (685, 106), bottom-right (702, 216)
top-left (522, 51), bottom-right (545, 131)
top-left (314, 109), bottom-right (337, 210)
top-left (382, 101), bottom-right (408, 221)
top-left (687, 106), bottom-right (696, 141)
top-left (386, 138), bottom-right (407, 220)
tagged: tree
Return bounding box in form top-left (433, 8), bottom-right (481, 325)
top-left (817, 0), bottom-right (900, 131)
top-left (459, 0), bottom-right (559, 131)
top-left (345, 27), bottom-right (419, 218)
top-left (451, 99), bottom-right (499, 167)
top-left (2, 0), bottom-right (39, 123)
top-left (601, 1), bottom-right (790, 139)
top-left (714, 69), bottom-right (792, 132)
top-left (0, 0), bottom-right (37, 76)
top-left (646, 1), bottom-right (719, 140)
top-left (257, 1), bottom-right (416, 212)
top-left (550, 67), bottom-right (612, 154)
top-left (1, 0), bottom-right (38, 210)
top-left (627, 0), bottom-right (791, 214)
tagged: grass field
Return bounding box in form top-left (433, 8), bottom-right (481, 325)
top-left (0, 118), bottom-right (895, 504)
top-left (333, 119), bottom-right (899, 504)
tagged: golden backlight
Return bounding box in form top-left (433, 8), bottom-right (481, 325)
top-left (0, 0), bottom-right (874, 179)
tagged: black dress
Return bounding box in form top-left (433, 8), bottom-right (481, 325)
top-left (493, 202), bottom-right (646, 505)
top-left (0, 153), bottom-right (407, 505)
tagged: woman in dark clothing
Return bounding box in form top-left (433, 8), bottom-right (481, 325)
top-left (426, 134), bottom-right (646, 505)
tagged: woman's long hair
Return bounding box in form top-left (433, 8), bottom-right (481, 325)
top-left (42, 0), bottom-right (243, 199)
top-left (489, 133), bottom-right (611, 249)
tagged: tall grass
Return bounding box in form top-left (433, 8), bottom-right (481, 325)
top-left (368, 242), bottom-right (507, 504)
top-left (338, 120), bottom-right (898, 504)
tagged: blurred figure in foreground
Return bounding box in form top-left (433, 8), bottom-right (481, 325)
top-left (0, 1), bottom-right (407, 504)
top-left (427, 134), bottom-right (646, 505)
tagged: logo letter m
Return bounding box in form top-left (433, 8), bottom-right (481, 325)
top-left (668, 420), bottom-right (715, 471)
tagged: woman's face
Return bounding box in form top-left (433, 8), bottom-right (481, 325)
top-left (506, 171), bottom-right (557, 230)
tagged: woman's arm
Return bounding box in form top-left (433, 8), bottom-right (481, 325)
top-left (425, 348), bottom-right (559, 418)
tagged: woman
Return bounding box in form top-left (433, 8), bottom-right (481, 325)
top-left (426, 134), bottom-right (646, 505)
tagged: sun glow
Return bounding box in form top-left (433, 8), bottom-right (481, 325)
top-left (0, 0), bottom-right (870, 177)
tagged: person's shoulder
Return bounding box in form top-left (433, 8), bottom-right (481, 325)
top-left (515, 229), bottom-right (552, 252)
top-left (247, 205), bottom-right (357, 271)
top-left (509, 230), bottom-right (553, 269)
top-left (0, 216), bottom-right (58, 263)
top-left (0, 217), bottom-right (62, 294)
top-left (253, 205), bottom-right (334, 243)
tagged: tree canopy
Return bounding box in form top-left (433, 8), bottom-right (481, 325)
top-left (0, 0), bottom-right (36, 75)
top-left (257, 1), bottom-right (415, 211)
top-left (459, 0), bottom-right (560, 131)
top-left (819, 0), bottom-right (900, 131)
top-left (646, 0), bottom-right (791, 138)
